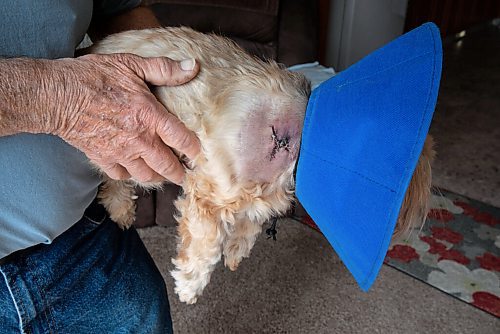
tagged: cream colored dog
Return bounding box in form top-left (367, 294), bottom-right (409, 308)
top-left (90, 27), bottom-right (434, 304)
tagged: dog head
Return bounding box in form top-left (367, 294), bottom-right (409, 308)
top-left (142, 28), bottom-right (311, 217)
top-left (92, 27), bottom-right (310, 218)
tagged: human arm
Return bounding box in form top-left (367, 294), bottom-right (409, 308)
top-left (0, 54), bottom-right (200, 185)
top-left (0, 1), bottom-right (201, 185)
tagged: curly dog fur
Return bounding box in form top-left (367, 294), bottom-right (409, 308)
top-left (90, 27), bottom-right (435, 304)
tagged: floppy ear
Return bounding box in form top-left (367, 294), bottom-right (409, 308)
top-left (393, 135), bottom-right (436, 239)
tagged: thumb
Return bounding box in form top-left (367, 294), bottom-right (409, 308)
top-left (126, 55), bottom-right (199, 87)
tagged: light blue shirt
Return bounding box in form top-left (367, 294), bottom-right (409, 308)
top-left (0, 0), bottom-right (140, 259)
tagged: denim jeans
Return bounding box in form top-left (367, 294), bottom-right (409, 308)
top-left (0, 202), bottom-right (173, 333)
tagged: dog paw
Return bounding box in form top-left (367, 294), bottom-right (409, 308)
top-left (171, 269), bottom-right (201, 304)
top-left (110, 211), bottom-right (135, 229)
top-left (174, 287), bottom-right (198, 305)
top-left (223, 242), bottom-right (246, 271)
top-left (224, 257), bottom-right (241, 271)
top-left (171, 259), bottom-right (211, 304)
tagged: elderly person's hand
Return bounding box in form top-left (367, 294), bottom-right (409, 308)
top-left (0, 54), bottom-right (200, 185)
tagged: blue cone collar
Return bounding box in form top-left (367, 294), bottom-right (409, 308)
top-left (295, 23), bottom-right (442, 291)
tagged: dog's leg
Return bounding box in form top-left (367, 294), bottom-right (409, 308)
top-left (98, 176), bottom-right (137, 229)
top-left (223, 216), bottom-right (262, 271)
top-left (171, 192), bottom-right (226, 304)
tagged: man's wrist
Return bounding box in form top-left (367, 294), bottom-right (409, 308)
top-left (0, 58), bottom-right (76, 137)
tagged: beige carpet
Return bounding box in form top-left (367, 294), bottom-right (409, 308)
top-left (138, 220), bottom-right (498, 334)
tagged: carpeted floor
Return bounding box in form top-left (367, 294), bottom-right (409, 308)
top-left (139, 219), bottom-right (499, 334)
top-left (429, 20), bottom-right (500, 209)
top-left (138, 20), bottom-right (500, 333)
top-left (386, 189), bottom-right (500, 318)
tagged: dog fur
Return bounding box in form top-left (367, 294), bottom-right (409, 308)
top-left (90, 27), bottom-right (434, 304)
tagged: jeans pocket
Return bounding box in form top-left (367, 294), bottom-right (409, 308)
top-left (82, 214), bottom-right (106, 226)
top-left (82, 200), bottom-right (109, 226)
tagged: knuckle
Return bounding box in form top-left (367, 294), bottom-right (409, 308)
top-left (158, 157), bottom-right (179, 177)
top-left (115, 170), bottom-right (130, 180)
top-left (156, 58), bottom-right (174, 78)
top-left (116, 52), bottom-right (139, 65)
top-left (134, 171), bottom-right (155, 183)
top-left (128, 161), bottom-right (154, 182)
top-left (142, 103), bottom-right (164, 123)
top-left (105, 165), bottom-right (129, 180)
top-left (174, 131), bottom-right (193, 151)
top-left (123, 158), bottom-right (154, 183)
top-left (116, 53), bottom-right (145, 78)
top-left (160, 114), bottom-right (183, 136)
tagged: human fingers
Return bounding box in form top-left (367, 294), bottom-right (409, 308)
top-left (99, 163), bottom-right (131, 180)
top-left (121, 54), bottom-right (201, 160)
top-left (140, 139), bottom-right (186, 185)
top-left (121, 158), bottom-right (165, 183)
top-left (153, 107), bottom-right (201, 161)
top-left (123, 54), bottom-right (200, 87)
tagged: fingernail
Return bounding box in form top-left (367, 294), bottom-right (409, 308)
top-left (180, 58), bottom-right (195, 71)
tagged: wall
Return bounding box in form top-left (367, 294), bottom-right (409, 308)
top-left (325, 0), bottom-right (408, 70)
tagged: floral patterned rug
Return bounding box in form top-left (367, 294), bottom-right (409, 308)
top-left (300, 188), bottom-right (500, 317)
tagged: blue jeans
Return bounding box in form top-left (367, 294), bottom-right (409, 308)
top-left (0, 202), bottom-right (173, 333)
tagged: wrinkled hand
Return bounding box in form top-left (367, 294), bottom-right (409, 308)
top-left (53, 53), bottom-right (200, 185)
